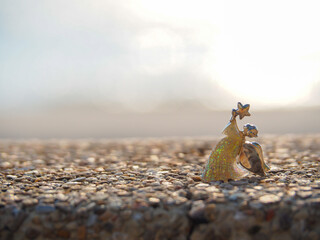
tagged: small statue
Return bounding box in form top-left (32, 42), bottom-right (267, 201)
top-left (202, 102), bottom-right (270, 182)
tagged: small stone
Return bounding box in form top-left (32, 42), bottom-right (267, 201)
top-left (6, 175), bottom-right (17, 180)
top-left (95, 167), bottom-right (105, 172)
top-left (173, 180), bottom-right (184, 189)
top-left (229, 179), bottom-right (249, 186)
top-left (188, 200), bottom-right (207, 223)
top-left (71, 177), bottom-right (86, 182)
top-left (192, 190), bottom-right (208, 200)
top-left (191, 175), bottom-right (202, 181)
top-left (261, 178), bottom-right (275, 183)
top-left (25, 170), bottom-right (40, 176)
top-left (86, 177), bottom-right (98, 182)
top-left (117, 190), bottom-right (131, 196)
top-left (22, 198), bottom-right (38, 207)
top-left (229, 193), bottom-right (245, 201)
top-left (297, 191), bottom-right (312, 199)
top-left (150, 182), bottom-right (161, 187)
top-left (195, 183), bottom-right (209, 188)
top-left (109, 198), bottom-right (123, 211)
top-left (87, 157), bottom-right (95, 163)
top-left (220, 183), bottom-right (233, 190)
top-left (148, 197), bottom-right (160, 206)
top-left (259, 194), bottom-right (281, 204)
top-left (33, 159), bottom-right (44, 165)
top-left (0, 161), bottom-right (12, 168)
top-left (249, 201), bottom-right (263, 209)
top-left (205, 186), bottom-right (219, 192)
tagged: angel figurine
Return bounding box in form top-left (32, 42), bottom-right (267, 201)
top-left (202, 102), bottom-right (270, 182)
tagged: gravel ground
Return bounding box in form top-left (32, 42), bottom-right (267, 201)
top-left (0, 135), bottom-right (320, 240)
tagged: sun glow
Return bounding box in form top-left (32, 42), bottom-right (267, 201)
top-left (213, 0), bottom-right (320, 106)
top-left (214, 40), bottom-right (320, 105)
top-left (136, 0), bottom-right (320, 106)
top-left (2, 0), bottom-right (319, 111)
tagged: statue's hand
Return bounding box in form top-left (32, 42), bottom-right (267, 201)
top-left (230, 109), bottom-right (238, 121)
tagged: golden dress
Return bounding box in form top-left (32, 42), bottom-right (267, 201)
top-left (202, 118), bottom-right (248, 182)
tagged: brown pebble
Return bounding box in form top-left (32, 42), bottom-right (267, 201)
top-left (191, 175), bottom-right (202, 181)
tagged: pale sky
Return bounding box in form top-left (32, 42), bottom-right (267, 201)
top-left (1, 0), bottom-right (320, 111)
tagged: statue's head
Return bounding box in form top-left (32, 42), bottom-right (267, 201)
top-left (243, 123), bottom-right (258, 138)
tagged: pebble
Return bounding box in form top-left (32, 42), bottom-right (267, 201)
top-left (0, 161), bottom-right (12, 168)
top-left (297, 191), bottom-right (313, 199)
top-left (188, 200), bottom-right (206, 223)
top-left (229, 179), bottom-right (249, 186)
top-left (259, 194), bottom-right (281, 204)
top-left (86, 177), bottom-right (98, 182)
top-left (191, 175), bottom-right (202, 181)
top-left (22, 198), bottom-right (38, 207)
top-left (148, 197), bottom-right (160, 206)
top-left (0, 135), bottom-right (319, 239)
top-left (71, 177), bottom-right (86, 182)
top-left (195, 183), bottom-right (209, 188)
top-left (6, 175), bottom-right (18, 180)
top-left (229, 193), bottom-right (245, 201)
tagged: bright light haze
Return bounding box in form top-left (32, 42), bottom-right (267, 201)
top-left (1, 0), bottom-right (320, 111)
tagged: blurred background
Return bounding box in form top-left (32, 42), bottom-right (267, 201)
top-left (0, 0), bottom-right (319, 138)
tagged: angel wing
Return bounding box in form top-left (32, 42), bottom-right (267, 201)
top-left (239, 141), bottom-right (270, 176)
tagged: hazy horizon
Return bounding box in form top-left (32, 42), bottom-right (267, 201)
top-left (1, 106), bottom-right (319, 139)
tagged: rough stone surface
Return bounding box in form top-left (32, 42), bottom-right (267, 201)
top-left (0, 135), bottom-right (320, 239)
